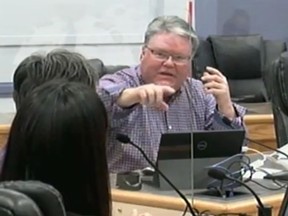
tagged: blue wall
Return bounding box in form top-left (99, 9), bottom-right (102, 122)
top-left (196, 0), bottom-right (288, 42)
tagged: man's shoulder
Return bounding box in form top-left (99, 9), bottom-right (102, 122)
top-left (100, 65), bottom-right (140, 82)
top-left (98, 65), bottom-right (141, 93)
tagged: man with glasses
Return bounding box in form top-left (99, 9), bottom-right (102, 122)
top-left (98, 15), bottom-right (246, 173)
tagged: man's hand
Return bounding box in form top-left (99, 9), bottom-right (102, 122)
top-left (201, 66), bottom-right (236, 120)
top-left (117, 84), bottom-right (175, 111)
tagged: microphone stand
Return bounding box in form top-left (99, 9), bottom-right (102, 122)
top-left (228, 176), bottom-right (272, 216)
top-left (116, 134), bottom-right (197, 216)
top-left (208, 167), bottom-right (272, 216)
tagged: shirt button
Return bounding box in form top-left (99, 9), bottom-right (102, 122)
top-left (168, 125), bottom-right (172, 130)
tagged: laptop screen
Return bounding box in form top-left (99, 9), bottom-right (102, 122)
top-left (158, 129), bottom-right (245, 160)
top-left (155, 129), bottom-right (245, 190)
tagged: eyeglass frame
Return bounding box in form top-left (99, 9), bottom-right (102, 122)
top-left (145, 46), bottom-right (192, 64)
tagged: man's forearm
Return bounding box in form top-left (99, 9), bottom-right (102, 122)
top-left (116, 88), bottom-right (139, 108)
top-left (218, 102), bottom-right (236, 120)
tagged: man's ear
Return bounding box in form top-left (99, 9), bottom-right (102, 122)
top-left (140, 46), bottom-right (146, 60)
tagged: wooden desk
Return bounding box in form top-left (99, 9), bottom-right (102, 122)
top-left (0, 114), bottom-right (277, 151)
top-left (112, 189), bottom-right (284, 216)
top-left (244, 114), bottom-right (276, 151)
top-left (0, 124), bottom-right (9, 149)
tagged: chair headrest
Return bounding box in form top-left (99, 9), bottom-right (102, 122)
top-left (88, 58), bottom-right (105, 78)
top-left (0, 181), bottom-right (66, 216)
top-left (0, 188), bottom-right (42, 216)
top-left (208, 35), bottom-right (264, 79)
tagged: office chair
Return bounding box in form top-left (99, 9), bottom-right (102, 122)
top-left (88, 58), bottom-right (129, 79)
top-left (0, 188), bottom-right (42, 216)
top-left (270, 51), bottom-right (288, 147)
top-left (0, 181), bottom-right (66, 216)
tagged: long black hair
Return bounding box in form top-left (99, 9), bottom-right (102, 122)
top-left (1, 80), bottom-right (111, 216)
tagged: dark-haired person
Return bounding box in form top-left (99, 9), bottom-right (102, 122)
top-left (13, 49), bottom-right (97, 109)
top-left (0, 49), bottom-right (97, 174)
top-left (1, 80), bottom-right (110, 216)
top-left (97, 15), bottom-right (246, 173)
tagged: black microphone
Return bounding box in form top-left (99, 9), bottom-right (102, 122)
top-left (222, 116), bottom-right (288, 158)
top-left (116, 134), bottom-right (197, 216)
top-left (208, 167), bottom-right (272, 216)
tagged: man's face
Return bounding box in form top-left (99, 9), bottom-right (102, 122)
top-left (140, 32), bottom-right (192, 90)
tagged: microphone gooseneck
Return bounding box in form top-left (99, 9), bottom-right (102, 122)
top-left (116, 133), bottom-right (131, 144)
top-left (116, 134), bottom-right (197, 216)
top-left (208, 167), bottom-right (271, 216)
top-left (207, 167), bottom-right (227, 181)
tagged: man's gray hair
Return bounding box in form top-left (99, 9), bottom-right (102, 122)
top-left (144, 16), bottom-right (199, 57)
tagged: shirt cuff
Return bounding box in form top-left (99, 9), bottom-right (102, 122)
top-left (215, 103), bottom-right (246, 129)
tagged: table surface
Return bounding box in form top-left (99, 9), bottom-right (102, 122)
top-left (111, 178), bottom-right (285, 214)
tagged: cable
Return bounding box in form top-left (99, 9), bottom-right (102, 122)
top-left (181, 205), bottom-right (188, 216)
top-left (182, 205), bottom-right (201, 216)
top-left (209, 153), bottom-right (245, 167)
top-left (272, 179), bottom-right (287, 188)
top-left (207, 160), bottom-right (254, 193)
top-left (245, 137), bottom-right (288, 159)
top-left (244, 166), bottom-right (287, 190)
top-left (222, 116), bottom-right (288, 159)
top-left (208, 166), bottom-right (272, 216)
top-left (242, 147), bottom-right (267, 161)
top-left (249, 179), bottom-right (286, 191)
top-left (228, 160), bottom-right (254, 183)
top-left (208, 155), bottom-right (252, 181)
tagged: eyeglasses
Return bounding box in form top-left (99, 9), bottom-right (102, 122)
top-left (145, 46), bottom-right (191, 64)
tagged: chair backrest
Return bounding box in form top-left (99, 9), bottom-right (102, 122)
top-left (270, 51), bottom-right (288, 147)
top-left (192, 35), bottom-right (287, 103)
top-left (88, 58), bottom-right (129, 79)
top-left (263, 40), bottom-right (287, 100)
top-left (209, 34), bottom-right (267, 103)
top-left (0, 181), bottom-right (66, 216)
top-left (0, 188), bottom-right (42, 216)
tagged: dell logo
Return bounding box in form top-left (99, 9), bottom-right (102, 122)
top-left (197, 141), bottom-right (207, 151)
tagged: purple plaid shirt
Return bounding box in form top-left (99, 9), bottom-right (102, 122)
top-left (97, 65), bottom-right (246, 173)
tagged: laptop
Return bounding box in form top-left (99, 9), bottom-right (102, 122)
top-left (154, 129), bottom-right (245, 190)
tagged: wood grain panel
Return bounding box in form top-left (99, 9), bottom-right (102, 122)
top-left (0, 124), bottom-right (9, 149)
top-left (112, 189), bottom-right (284, 215)
top-left (0, 114), bottom-right (277, 151)
top-left (244, 114), bottom-right (276, 151)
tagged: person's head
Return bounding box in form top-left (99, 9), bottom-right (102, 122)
top-left (13, 49), bottom-right (97, 109)
top-left (1, 80), bottom-right (110, 216)
top-left (140, 15), bottom-right (199, 90)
